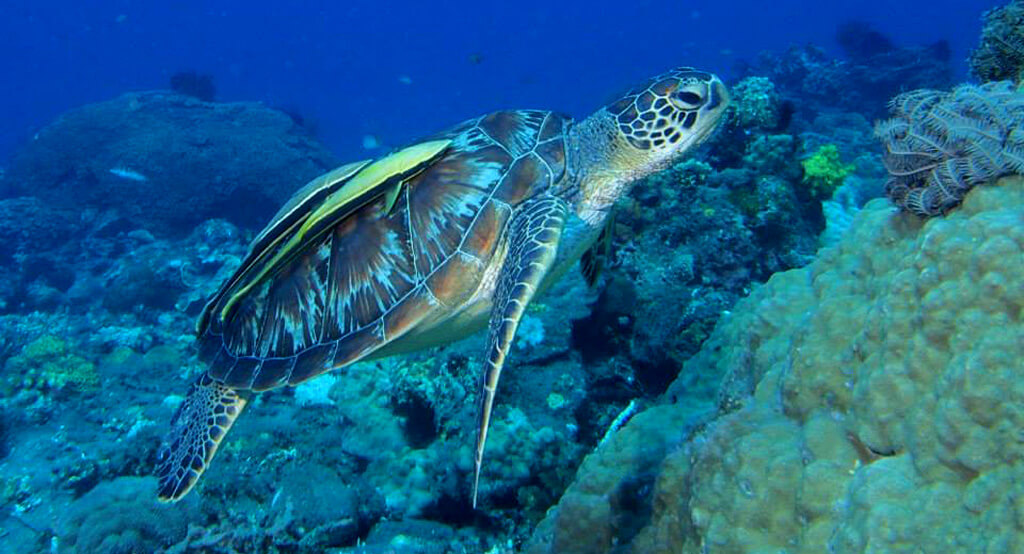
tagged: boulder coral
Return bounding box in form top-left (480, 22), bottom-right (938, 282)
top-left (3, 91), bottom-right (339, 236)
top-left (970, 0), bottom-right (1024, 83)
top-left (527, 176), bottom-right (1024, 553)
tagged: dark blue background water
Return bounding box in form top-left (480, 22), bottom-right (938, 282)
top-left (0, 0), bottom-right (1001, 164)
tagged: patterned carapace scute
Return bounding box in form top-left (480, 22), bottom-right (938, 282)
top-left (605, 66), bottom-right (719, 150)
top-left (198, 110), bottom-right (570, 391)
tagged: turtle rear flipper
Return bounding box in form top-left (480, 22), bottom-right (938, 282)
top-left (156, 374), bottom-right (247, 502)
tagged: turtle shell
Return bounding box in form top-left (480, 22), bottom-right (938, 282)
top-left (197, 110), bottom-right (570, 391)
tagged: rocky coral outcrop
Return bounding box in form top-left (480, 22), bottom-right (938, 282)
top-left (60, 476), bottom-right (199, 553)
top-left (527, 176), bottom-right (1024, 553)
top-left (3, 91), bottom-right (339, 237)
top-left (742, 35), bottom-right (951, 121)
top-left (0, 197), bottom-right (80, 262)
top-left (970, 0), bottom-right (1024, 83)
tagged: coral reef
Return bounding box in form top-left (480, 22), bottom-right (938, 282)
top-left (337, 519), bottom-right (475, 554)
top-left (61, 476), bottom-right (198, 553)
top-left (0, 197), bottom-right (80, 263)
top-left (0, 197), bottom-right (82, 311)
top-left (526, 176), bottom-right (1024, 553)
top-left (591, 72), bottom-right (837, 397)
top-left (599, 153), bottom-right (821, 392)
top-left (876, 82), bottom-right (1024, 216)
top-left (4, 335), bottom-right (98, 398)
top-left (970, 0), bottom-right (1024, 83)
top-left (0, 41), bottom-right (902, 552)
top-left (741, 33), bottom-right (951, 120)
top-left (3, 91), bottom-right (339, 236)
top-left (801, 143), bottom-right (854, 199)
top-left (728, 77), bottom-right (783, 130)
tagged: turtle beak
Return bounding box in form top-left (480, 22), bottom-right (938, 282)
top-left (705, 79), bottom-right (729, 112)
top-left (695, 78), bottom-right (729, 142)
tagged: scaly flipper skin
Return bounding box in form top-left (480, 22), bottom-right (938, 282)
top-left (472, 196), bottom-right (567, 507)
top-left (155, 374), bottom-right (247, 502)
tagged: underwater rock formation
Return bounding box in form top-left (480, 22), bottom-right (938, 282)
top-left (590, 153), bottom-right (822, 399)
top-left (970, 0), bottom-right (1024, 83)
top-left (527, 176), bottom-right (1024, 553)
top-left (741, 37), bottom-right (951, 120)
top-left (3, 91), bottom-right (339, 236)
top-left (169, 70), bottom-right (217, 102)
top-left (0, 197), bottom-right (80, 263)
top-left (61, 476), bottom-right (199, 553)
top-left (0, 197), bottom-right (82, 310)
top-left (836, 21), bottom-right (895, 62)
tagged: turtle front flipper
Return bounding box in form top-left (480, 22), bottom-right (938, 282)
top-left (580, 210), bottom-right (616, 288)
top-left (472, 196), bottom-right (567, 508)
top-left (155, 374), bottom-right (247, 502)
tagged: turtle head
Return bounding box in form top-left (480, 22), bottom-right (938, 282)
top-left (570, 67), bottom-right (728, 223)
top-left (604, 67), bottom-right (729, 170)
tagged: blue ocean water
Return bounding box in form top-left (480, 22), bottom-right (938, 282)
top-left (0, 1), bottom-right (1001, 161)
top-left (1, 1), bottom-right (1020, 553)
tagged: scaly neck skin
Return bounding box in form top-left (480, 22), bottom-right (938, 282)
top-left (543, 108), bottom-right (680, 284)
top-left (564, 109), bottom-right (672, 229)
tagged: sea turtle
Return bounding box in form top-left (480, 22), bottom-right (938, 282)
top-left (156, 67), bottom-right (729, 506)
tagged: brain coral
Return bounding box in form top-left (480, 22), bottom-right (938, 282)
top-left (527, 176), bottom-right (1024, 553)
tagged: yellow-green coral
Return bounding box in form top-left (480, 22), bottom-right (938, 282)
top-left (6, 335), bottom-right (99, 394)
top-left (801, 144), bottom-right (854, 199)
top-left (527, 176), bottom-right (1024, 553)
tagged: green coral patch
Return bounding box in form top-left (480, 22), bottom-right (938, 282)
top-left (6, 335), bottom-right (99, 395)
top-left (801, 143), bottom-right (854, 199)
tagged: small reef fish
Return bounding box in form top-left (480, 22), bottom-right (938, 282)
top-left (108, 167), bottom-right (149, 182)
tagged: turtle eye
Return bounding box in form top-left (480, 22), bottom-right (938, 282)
top-left (675, 91), bottom-right (703, 107)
